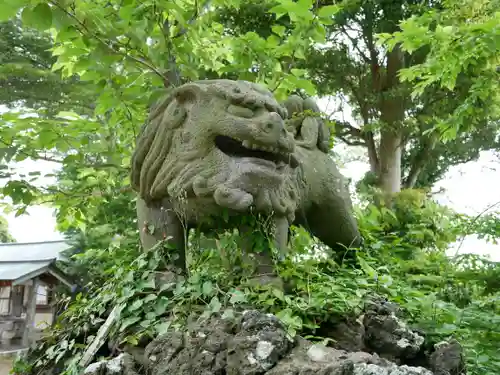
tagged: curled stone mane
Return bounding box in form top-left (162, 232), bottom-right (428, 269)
top-left (131, 90), bottom-right (192, 202)
top-left (130, 80), bottom-right (303, 222)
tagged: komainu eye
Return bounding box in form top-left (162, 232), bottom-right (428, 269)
top-left (227, 104), bottom-right (254, 118)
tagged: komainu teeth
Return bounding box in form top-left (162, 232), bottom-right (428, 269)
top-left (241, 140), bottom-right (289, 157)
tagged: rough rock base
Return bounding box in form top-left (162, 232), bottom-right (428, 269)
top-left (83, 299), bottom-right (465, 375)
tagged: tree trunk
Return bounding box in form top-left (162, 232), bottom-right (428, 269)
top-left (404, 158), bottom-right (424, 189)
top-left (377, 45), bottom-right (405, 196)
top-left (378, 130), bottom-right (402, 194)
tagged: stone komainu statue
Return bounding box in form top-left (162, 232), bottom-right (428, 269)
top-left (130, 79), bottom-right (361, 276)
top-left (282, 94), bottom-right (331, 154)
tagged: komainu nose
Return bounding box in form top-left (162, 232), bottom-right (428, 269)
top-left (258, 112), bottom-right (294, 153)
top-left (260, 112), bottom-right (288, 139)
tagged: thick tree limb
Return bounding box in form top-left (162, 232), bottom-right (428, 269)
top-left (336, 120), bottom-right (363, 136)
top-left (364, 130), bottom-right (379, 174)
top-left (334, 120), bottom-right (366, 147)
top-left (337, 137), bottom-right (366, 147)
top-left (404, 134), bottom-right (438, 189)
top-left (361, 5), bottom-right (383, 93)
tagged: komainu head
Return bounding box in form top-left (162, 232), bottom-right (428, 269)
top-left (131, 80), bottom-right (302, 222)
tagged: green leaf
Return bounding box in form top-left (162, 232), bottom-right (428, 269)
top-left (119, 5), bottom-right (135, 21)
top-left (357, 256), bottom-right (378, 280)
top-left (229, 290), bottom-right (247, 304)
top-left (155, 321), bottom-right (171, 335)
top-left (125, 336), bottom-right (139, 346)
top-left (144, 294), bottom-right (157, 303)
top-left (21, 7), bottom-right (36, 27)
top-left (477, 355), bottom-right (490, 364)
top-left (139, 319), bottom-right (153, 328)
top-left (154, 298), bottom-right (170, 315)
top-left (139, 278), bottom-right (156, 290)
top-left (56, 111), bottom-right (81, 119)
top-left (22, 3), bottom-right (53, 30)
top-left (51, 45), bottom-right (66, 56)
top-left (129, 299), bottom-right (144, 311)
top-left (268, 5), bottom-right (288, 20)
top-left (202, 281), bottom-right (214, 296)
top-left (291, 68), bottom-right (307, 77)
top-left (272, 25), bottom-right (286, 37)
top-left (294, 48), bottom-right (305, 59)
top-left (0, 2), bottom-right (24, 21)
top-left (221, 309), bottom-right (235, 320)
top-left (318, 5), bottom-right (340, 18)
top-left (208, 296), bottom-right (222, 313)
top-left (272, 288), bottom-right (284, 301)
top-left (119, 316), bottom-right (141, 332)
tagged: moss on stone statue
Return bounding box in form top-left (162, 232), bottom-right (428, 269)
top-left (130, 79), bottom-right (362, 278)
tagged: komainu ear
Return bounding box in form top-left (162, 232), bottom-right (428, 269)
top-left (174, 83), bottom-right (206, 104)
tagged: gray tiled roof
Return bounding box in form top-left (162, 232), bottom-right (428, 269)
top-left (0, 240), bottom-right (70, 262)
top-left (0, 261), bottom-right (52, 281)
top-left (0, 240), bottom-right (72, 283)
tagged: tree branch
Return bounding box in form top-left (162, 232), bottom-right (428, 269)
top-left (171, 0), bottom-right (212, 39)
top-left (333, 120), bottom-right (367, 147)
top-left (361, 6), bottom-right (383, 93)
top-left (334, 120), bottom-right (363, 137)
top-left (340, 25), bottom-right (371, 65)
top-left (48, 1), bottom-right (166, 83)
top-left (0, 140), bottom-right (126, 171)
top-left (337, 137), bottom-right (366, 147)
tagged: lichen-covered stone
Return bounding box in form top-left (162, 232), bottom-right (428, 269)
top-left (130, 79), bottom-right (362, 274)
top-left (226, 310), bottom-right (292, 374)
top-left (83, 353), bottom-right (138, 375)
top-left (353, 363), bottom-right (433, 375)
top-left (429, 339), bottom-right (466, 375)
top-left (323, 317), bottom-right (366, 352)
top-left (139, 311), bottom-right (438, 375)
top-left (86, 304), bottom-right (467, 375)
top-left (363, 296), bottom-right (425, 363)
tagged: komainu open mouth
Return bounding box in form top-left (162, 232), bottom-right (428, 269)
top-left (215, 135), bottom-right (298, 168)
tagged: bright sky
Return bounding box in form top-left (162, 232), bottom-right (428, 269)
top-left (1, 159), bottom-right (63, 242)
top-left (0, 101), bottom-right (499, 261)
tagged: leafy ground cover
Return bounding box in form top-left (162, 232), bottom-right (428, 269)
top-left (13, 190), bottom-right (500, 375)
